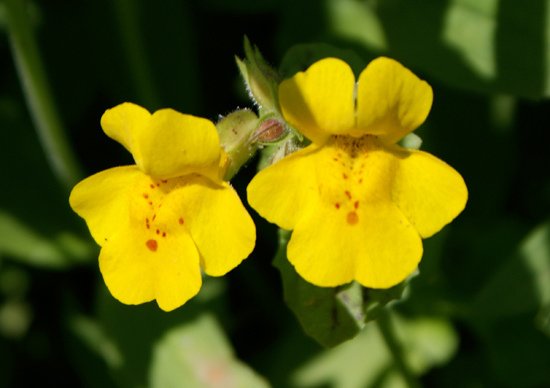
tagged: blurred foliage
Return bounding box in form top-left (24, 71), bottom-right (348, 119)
top-left (1, 0), bottom-right (549, 387)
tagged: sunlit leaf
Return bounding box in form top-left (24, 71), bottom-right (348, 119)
top-left (96, 278), bottom-right (229, 387)
top-left (150, 314), bottom-right (269, 388)
top-left (326, 0), bottom-right (550, 98)
top-left (472, 221), bottom-right (550, 320)
top-left (293, 315), bottom-right (457, 388)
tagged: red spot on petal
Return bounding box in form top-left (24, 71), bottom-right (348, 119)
top-left (150, 184), bottom-right (155, 189)
top-left (148, 201), bottom-right (153, 206)
top-left (335, 203), bottom-right (340, 209)
top-left (146, 239), bottom-right (158, 251)
top-left (152, 214), bottom-right (156, 221)
top-left (161, 179), bottom-right (167, 184)
top-left (156, 229), bottom-right (160, 235)
top-left (178, 217), bottom-right (184, 225)
top-left (358, 178), bottom-right (363, 184)
top-left (345, 190), bottom-right (352, 199)
top-left (143, 193), bottom-right (149, 199)
top-left (347, 212), bottom-right (359, 225)
top-left (354, 201), bottom-right (359, 209)
top-left (342, 173), bottom-right (348, 179)
top-left (162, 232), bottom-right (166, 237)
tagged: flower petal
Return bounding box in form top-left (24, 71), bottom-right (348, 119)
top-left (166, 176), bottom-right (256, 276)
top-left (247, 146), bottom-right (319, 230)
top-left (69, 166), bottom-right (142, 245)
top-left (100, 102), bottom-right (150, 158)
top-left (287, 196), bottom-right (422, 288)
top-left (280, 139), bottom-right (423, 288)
top-left (135, 109), bottom-right (221, 180)
top-left (356, 57), bottom-right (433, 144)
top-left (279, 58), bottom-right (356, 144)
top-left (101, 103), bottom-right (222, 181)
top-left (390, 147), bottom-right (468, 238)
top-left (99, 223), bottom-right (202, 312)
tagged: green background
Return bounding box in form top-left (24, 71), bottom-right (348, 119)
top-left (1, 0), bottom-right (549, 387)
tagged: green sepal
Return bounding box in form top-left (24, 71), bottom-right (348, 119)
top-left (216, 108), bottom-right (260, 180)
top-left (273, 229), bottom-right (365, 348)
top-left (235, 36), bottom-right (280, 114)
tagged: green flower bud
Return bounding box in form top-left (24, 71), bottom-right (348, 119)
top-left (216, 109), bottom-right (260, 180)
top-left (236, 37), bottom-right (280, 114)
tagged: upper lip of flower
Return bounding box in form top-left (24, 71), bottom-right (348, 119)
top-left (278, 56), bottom-right (433, 146)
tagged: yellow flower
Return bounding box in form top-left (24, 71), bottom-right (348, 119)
top-left (247, 57), bottom-right (467, 289)
top-left (70, 103), bottom-right (255, 311)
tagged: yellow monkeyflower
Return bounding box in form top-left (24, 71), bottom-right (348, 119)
top-left (70, 103), bottom-right (255, 311)
top-left (247, 57), bottom-right (467, 288)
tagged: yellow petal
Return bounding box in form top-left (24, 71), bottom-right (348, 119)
top-left (389, 146), bottom-right (468, 238)
top-left (356, 57), bottom-right (433, 144)
top-left (101, 103), bottom-right (222, 181)
top-left (99, 222), bottom-right (202, 312)
top-left (100, 102), bottom-right (150, 159)
top-left (166, 176), bottom-right (256, 276)
top-left (69, 166), bottom-right (143, 245)
top-left (279, 58), bottom-right (356, 144)
top-left (287, 195), bottom-right (422, 288)
top-left (135, 109), bottom-right (221, 180)
top-left (247, 145), bottom-right (319, 230)
top-left (71, 167), bottom-right (210, 311)
top-left (276, 138), bottom-right (422, 288)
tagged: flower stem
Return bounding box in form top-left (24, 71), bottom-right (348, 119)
top-left (376, 309), bottom-right (422, 388)
top-left (4, 0), bottom-right (83, 189)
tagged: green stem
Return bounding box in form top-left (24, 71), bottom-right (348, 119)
top-left (377, 310), bottom-right (422, 388)
top-left (4, 0), bottom-right (83, 189)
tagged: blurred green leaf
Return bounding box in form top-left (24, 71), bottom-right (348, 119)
top-left (273, 230), bottom-right (365, 348)
top-left (472, 221), bottom-right (550, 321)
top-left (481, 314), bottom-right (550, 387)
top-left (65, 314), bottom-right (118, 388)
top-left (0, 211), bottom-right (94, 269)
top-left (150, 314), bottom-right (269, 388)
top-left (70, 315), bottom-right (123, 369)
top-left (326, 0), bottom-right (387, 52)
top-left (293, 315), bottom-right (457, 388)
top-left (96, 277), bottom-right (229, 387)
top-left (279, 42), bottom-right (366, 78)
top-left (327, 0), bottom-right (550, 98)
top-left (0, 95), bottom-right (94, 269)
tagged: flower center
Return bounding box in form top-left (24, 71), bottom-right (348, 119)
top-left (138, 178), bottom-right (187, 252)
top-left (321, 135), bottom-right (381, 226)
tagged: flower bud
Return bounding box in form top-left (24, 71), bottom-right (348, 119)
top-left (236, 37), bottom-right (280, 114)
top-left (253, 118), bottom-right (286, 144)
top-left (216, 109), bottom-right (260, 179)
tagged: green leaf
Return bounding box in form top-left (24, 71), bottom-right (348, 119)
top-left (326, 0), bottom-right (550, 98)
top-left (149, 314), bottom-right (269, 388)
top-left (0, 96), bottom-right (94, 269)
top-left (326, 0), bottom-right (387, 52)
top-left (0, 211), bottom-right (94, 269)
top-left (273, 230), bottom-right (365, 348)
top-left (480, 314), bottom-right (550, 387)
top-left (292, 315), bottom-right (457, 388)
top-left (95, 277), bottom-right (229, 387)
top-left (472, 221), bottom-right (550, 321)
